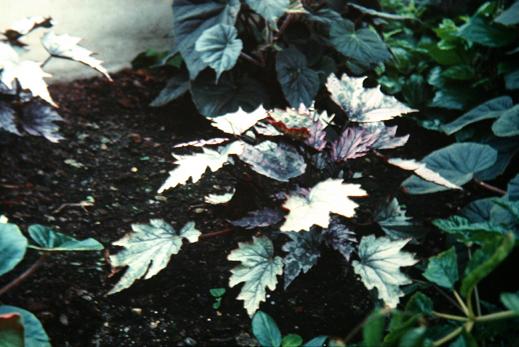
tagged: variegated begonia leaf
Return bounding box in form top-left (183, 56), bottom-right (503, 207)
top-left (3, 16), bottom-right (52, 42)
top-left (366, 123), bottom-right (409, 150)
top-left (388, 158), bottom-right (463, 191)
top-left (238, 141), bottom-right (306, 182)
top-left (204, 188), bottom-right (235, 204)
top-left (0, 101), bottom-right (20, 135)
top-left (305, 119), bottom-right (327, 151)
top-left (158, 141), bottom-right (243, 193)
top-left (268, 104), bottom-right (333, 140)
top-left (326, 73), bottom-right (416, 122)
top-left (352, 235), bottom-right (417, 308)
top-left (280, 178), bottom-right (367, 232)
top-left (173, 137), bottom-right (230, 148)
top-left (230, 208), bottom-right (284, 229)
top-left (41, 32), bottom-right (112, 81)
top-left (20, 102), bottom-right (63, 143)
top-left (322, 219), bottom-right (356, 261)
top-left (375, 198), bottom-right (420, 240)
top-left (331, 127), bottom-right (379, 162)
top-left (228, 236), bottom-right (283, 316)
top-left (0, 60), bottom-right (56, 106)
top-left (283, 231), bottom-right (322, 289)
top-left (108, 219), bottom-right (201, 294)
top-left (210, 105), bottom-right (267, 135)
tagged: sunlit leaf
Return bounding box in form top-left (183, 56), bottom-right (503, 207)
top-left (228, 236), bottom-right (283, 316)
top-left (204, 189), bottom-right (235, 204)
top-left (195, 24), bottom-right (242, 81)
top-left (0, 61), bottom-right (55, 106)
top-left (276, 47), bottom-right (320, 108)
top-left (158, 141), bottom-right (243, 193)
top-left (282, 231), bottom-right (322, 289)
top-left (41, 32), bottom-right (111, 81)
top-left (0, 101), bottom-right (20, 135)
top-left (0, 223), bottom-right (27, 276)
top-left (401, 143), bottom-right (497, 194)
top-left (108, 219), bottom-right (201, 294)
top-left (268, 105), bottom-right (332, 141)
top-left (230, 208), bottom-right (284, 229)
top-left (352, 235), bottom-right (417, 308)
top-left (244, 0), bottom-right (289, 22)
top-left (27, 224), bottom-right (103, 251)
top-left (3, 16), bottom-right (52, 46)
top-left (326, 73), bottom-right (416, 122)
top-left (173, 137), bottom-right (229, 148)
top-left (210, 105), bottom-right (267, 135)
top-left (0, 306), bottom-right (50, 347)
top-left (388, 158), bottom-right (462, 191)
top-left (331, 126), bottom-right (379, 161)
top-left (280, 179), bottom-right (367, 232)
top-left (423, 247), bottom-right (459, 289)
top-left (238, 141), bottom-right (306, 182)
top-left (20, 102), bottom-right (63, 143)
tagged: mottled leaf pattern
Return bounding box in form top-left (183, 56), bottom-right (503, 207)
top-left (322, 219), bottom-right (356, 260)
top-left (20, 102), bottom-right (63, 143)
top-left (230, 208), bottom-right (284, 229)
top-left (0, 101), bottom-right (20, 135)
top-left (283, 231), bottom-right (322, 289)
top-left (331, 127), bottom-right (379, 161)
top-left (375, 198), bottom-right (419, 240)
top-left (228, 236), bottom-right (283, 316)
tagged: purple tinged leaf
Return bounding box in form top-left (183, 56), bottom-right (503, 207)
top-left (0, 101), bottom-right (20, 135)
top-left (322, 219), bottom-right (356, 261)
top-left (282, 231), bottom-right (322, 289)
top-left (20, 102), bottom-right (63, 142)
top-left (331, 127), bottom-right (379, 162)
top-left (371, 125), bottom-right (409, 150)
top-left (305, 120), bottom-right (327, 151)
top-left (238, 141), bottom-right (306, 182)
top-left (230, 208), bottom-right (284, 229)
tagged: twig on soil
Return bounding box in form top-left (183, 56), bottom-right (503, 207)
top-left (0, 254), bottom-right (48, 297)
top-left (473, 179), bottom-right (506, 196)
top-left (52, 200), bottom-right (94, 214)
top-left (240, 52), bottom-right (265, 68)
top-left (199, 227), bottom-right (234, 240)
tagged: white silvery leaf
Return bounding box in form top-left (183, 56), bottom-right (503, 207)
top-left (6, 16), bottom-right (52, 36)
top-left (0, 42), bottom-right (19, 69)
top-left (173, 137), bottom-right (229, 148)
top-left (158, 141), bottom-right (244, 193)
top-left (108, 219), bottom-right (201, 294)
top-left (41, 32), bottom-right (112, 81)
top-left (204, 188), bottom-right (235, 204)
top-left (0, 60), bottom-right (56, 106)
top-left (210, 105), bottom-right (267, 135)
top-left (352, 235), bottom-right (417, 308)
top-left (387, 158), bottom-right (462, 191)
top-left (326, 73), bottom-right (416, 122)
top-left (282, 231), bottom-right (322, 289)
top-left (280, 178), bottom-right (367, 232)
top-left (228, 236), bottom-right (283, 316)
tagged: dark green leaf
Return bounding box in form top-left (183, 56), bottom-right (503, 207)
top-left (505, 69), bottom-right (519, 90)
top-left (461, 233), bottom-right (515, 297)
top-left (0, 312), bottom-right (24, 347)
top-left (303, 336), bottom-right (328, 347)
top-left (475, 135), bottom-right (519, 180)
top-left (0, 306), bottom-right (50, 347)
top-left (28, 224), bottom-right (103, 252)
top-left (190, 71), bottom-right (268, 117)
top-left (402, 143), bottom-right (497, 194)
top-left (492, 104), bottom-right (519, 137)
top-left (441, 65), bottom-right (475, 80)
top-left (150, 69), bottom-right (189, 107)
top-left (500, 291), bottom-right (519, 312)
top-left (349, 3), bottom-right (415, 21)
top-left (507, 174), bottom-right (519, 201)
top-left (209, 288), bottom-right (226, 298)
top-left (276, 47), bottom-right (320, 108)
top-left (252, 311), bottom-right (282, 347)
top-left (433, 215), bottom-right (509, 243)
top-left (383, 312), bottom-right (420, 346)
top-left (245, 0), bottom-right (289, 22)
top-left (330, 20), bottom-right (391, 65)
top-left (423, 247), bottom-right (459, 289)
top-left (282, 334), bottom-right (304, 347)
top-left (430, 87), bottom-right (473, 110)
top-left (363, 310), bottom-right (386, 347)
top-left (458, 16), bottom-right (516, 47)
top-left (405, 292), bottom-right (433, 315)
top-left (495, 1), bottom-right (519, 26)
top-left (172, 0), bottom-right (240, 79)
top-left (398, 327), bottom-right (427, 347)
top-left (194, 24), bottom-right (242, 81)
top-left (0, 223), bottom-right (27, 276)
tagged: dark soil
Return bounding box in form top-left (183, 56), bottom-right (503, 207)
top-left (0, 70), bottom-right (507, 346)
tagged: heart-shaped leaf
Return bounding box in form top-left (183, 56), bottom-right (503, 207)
top-left (0, 313), bottom-right (24, 347)
top-left (0, 223), bottom-right (27, 276)
top-left (0, 306), bottom-right (50, 347)
top-left (282, 231), bottom-right (322, 289)
top-left (245, 0), bottom-right (289, 22)
top-left (423, 247), bottom-right (459, 289)
top-left (492, 104), bottom-right (519, 137)
top-left (28, 224), bottom-right (103, 252)
top-left (389, 158), bottom-right (462, 191)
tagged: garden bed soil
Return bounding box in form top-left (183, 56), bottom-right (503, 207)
top-left (0, 70), bottom-right (511, 346)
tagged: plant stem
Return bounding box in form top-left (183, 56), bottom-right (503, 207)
top-left (432, 311), bottom-right (468, 322)
top-left (453, 290), bottom-right (472, 317)
top-left (473, 179), bottom-right (506, 196)
top-left (0, 254), bottom-right (48, 297)
top-left (475, 310), bottom-right (519, 322)
top-left (199, 228), bottom-right (234, 240)
top-left (40, 56), bottom-right (52, 68)
top-left (240, 52), bottom-right (264, 68)
top-left (433, 326), bottom-right (464, 347)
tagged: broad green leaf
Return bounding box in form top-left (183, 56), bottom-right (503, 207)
top-left (405, 292), bottom-right (433, 315)
top-left (282, 334), bottom-right (304, 347)
top-left (303, 336), bottom-right (328, 347)
top-left (430, 87), bottom-right (474, 110)
top-left (280, 179), bottom-right (367, 232)
top-left (495, 1), bottom-right (519, 26)
top-left (504, 69), bottom-right (519, 90)
top-left (401, 143), bottom-right (497, 194)
top-left (158, 141), bottom-right (243, 193)
top-left (507, 173), bottom-right (519, 201)
top-left (28, 224), bottom-right (103, 252)
top-left (399, 327), bottom-right (428, 347)
top-left (0, 223), bottom-right (27, 276)
top-left (41, 31), bottom-right (111, 81)
top-left (442, 96), bottom-right (513, 135)
top-left (0, 313), bottom-right (24, 347)
top-left (461, 198), bottom-right (495, 222)
top-left (330, 20), bottom-right (391, 65)
top-left (492, 105), bottom-right (519, 137)
top-left (245, 0), bottom-right (289, 22)
top-left (423, 247), bottom-right (459, 289)
top-left (326, 73), bottom-right (416, 122)
top-left (172, 0), bottom-right (240, 79)
top-left (238, 141), bottom-right (306, 182)
top-left (190, 71), bottom-right (268, 117)
top-left (441, 65), bottom-right (475, 81)
top-left (363, 309), bottom-right (386, 347)
top-left (282, 231), bottom-right (322, 289)
top-left (475, 135), bottom-right (519, 180)
top-left (433, 215), bottom-right (508, 244)
top-left (388, 158), bottom-right (462, 191)
top-left (149, 69), bottom-right (189, 107)
top-left (108, 219), bottom-right (201, 294)
top-left (0, 306), bottom-right (50, 347)
top-left (458, 16), bottom-right (516, 47)
top-left (276, 47), bottom-right (320, 108)
top-left (252, 311), bottom-right (282, 347)
top-left (500, 291), bottom-right (519, 312)
top-left (460, 233), bottom-right (515, 297)
top-left (228, 236), bottom-right (283, 316)
top-left (352, 236), bottom-right (417, 308)
top-left (195, 24), bottom-right (242, 81)
top-left (383, 311), bottom-right (421, 345)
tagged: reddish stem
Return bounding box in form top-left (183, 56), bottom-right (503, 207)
top-left (0, 254), bottom-right (48, 297)
top-left (199, 228), bottom-right (234, 240)
top-left (473, 179), bottom-right (506, 196)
